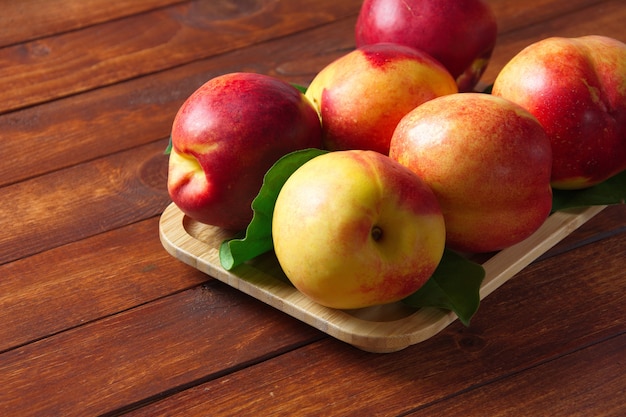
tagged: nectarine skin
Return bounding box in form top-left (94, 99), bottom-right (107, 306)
top-left (355, 0), bottom-right (498, 92)
top-left (390, 93), bottom-right (553, 253)
top-left (168, 72), bottom-right (322, 230)
top-left (272, 150), bottom-right (445, 310)
top-left (305, 43), bottom-right (457, 155)
top-left (492, 36), bottom-right (626, 189)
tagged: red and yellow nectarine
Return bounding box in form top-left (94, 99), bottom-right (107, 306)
top-left (390, 93), bottom-right (553, 253)
top-left (168, 72), bottom-right (322, 230)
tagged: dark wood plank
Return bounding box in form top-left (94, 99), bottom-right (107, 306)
top-left (0, 186), bottom-right (620, 357)
top-left (482, 0), bottom-right (626, 82)
top-left (0, 68), bottom-right (189, 187)
top-left (0, 217), bottom-right (208, 353)
top-left (0, 0), bottom-right (363, 114)
top-left (0, 0), bottom-right (185, 47)
top-left (0, 18), bottom-right (355, 187)
top-left (123, 231), bottom-right (626, 415)
top-left (1, 2), bottom-right (624, 416)
top-left (4, 0), bottom-right (598, 57)
top-left (0, 0), bottom-right (622, 362)
top-left (0, 0), bottom-right (624, 185)
top-left (2, 0), bottom-right (624, 188)
top-left (0, 285), bottom-right (324, 416)
top-left (0, 156), bottom-right (619, 361)
top-left (407, 334), bottom-right (626, 416)
top-left (0, 139), bottom-right (171, 265)
top-left (489, 0), bottom-right (609, 34)
top-left (541, 204), bottom-right (626, 260)
top-left (2, 0), bottom-right (623, 261)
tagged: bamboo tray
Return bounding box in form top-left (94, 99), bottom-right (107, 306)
top-left (159, 202), bottom-right (605, 353)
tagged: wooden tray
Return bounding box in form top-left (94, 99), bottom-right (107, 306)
top-left (159, 202), bottom-right (605, 353)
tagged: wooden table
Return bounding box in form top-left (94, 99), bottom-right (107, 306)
top-left (1, 1), bottom-right (625, 415)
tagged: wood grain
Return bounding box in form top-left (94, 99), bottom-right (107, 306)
top-left (483, 0), bottom-right (626, 82)
top-left (158, 203), bottom-right (607, 352)
top-left (2, 227), bottom-right (621, 416)
top-left (540, 204), bottom-right (626, 259)
top-left (124, 231), bottom-right (626, 416)
top-left (0, 217), bottom-right (208, 353)
top-left (0, 139), bottom-right (171, 265)
top-left (1, 0), bottom-right (625, 415)
top-left (489, 0), bottom-right (607, 33)
top-left (0, 0), bottom-right (185, 47)
top-left (0, 0), bottom-right (362, 114)
top-left (2, 0), bottom-right (624, 189)
top-left (407, 333), bottom-right (626, 416)
top-left (0, 285), bottom-right (324, 416)
top-left (0, 18), bottom-right (354, 187)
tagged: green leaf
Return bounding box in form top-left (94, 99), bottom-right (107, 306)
top-left (164, 135), bottom-right (172, 155)
top-left (551, 170), bottom-right (626, 212)
top-left (402, 249), bottom-right (485, 326)
top-left (292, 83), bottom-right (308, 94)
top-left (219, 148), bottom-right (328, 270)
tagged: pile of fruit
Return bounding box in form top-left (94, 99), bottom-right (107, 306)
top-left (166, 0), bottom-right (626, 320)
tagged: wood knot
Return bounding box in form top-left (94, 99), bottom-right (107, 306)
top-left (455, 330), bottom-right (487, 352)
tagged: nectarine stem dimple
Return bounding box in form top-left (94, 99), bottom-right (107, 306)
top-left (371, 226), bottom-right (383, 242)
